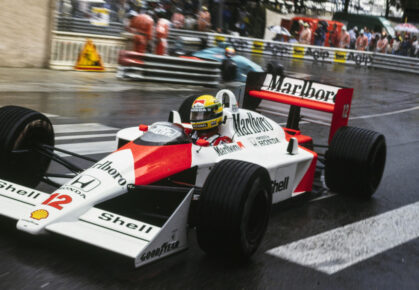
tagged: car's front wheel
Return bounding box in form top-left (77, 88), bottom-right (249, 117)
top-left (196, 160), bottom-right (272, 258)
top-left (0, 106), bottom-right (54, 187)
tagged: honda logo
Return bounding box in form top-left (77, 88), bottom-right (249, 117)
top-left (70, 175), bottom-right (101, 192)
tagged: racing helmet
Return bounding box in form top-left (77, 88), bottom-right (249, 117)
top-left (190, 95), bottom-right (223, 131)
top-left (225, 46), bottom-right (236, 58)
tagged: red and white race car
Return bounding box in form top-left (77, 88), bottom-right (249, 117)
top-left (0, 72), bottom-right (386, 267)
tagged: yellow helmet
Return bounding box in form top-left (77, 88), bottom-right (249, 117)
top-left (190, 95), bottom-right (223, 130)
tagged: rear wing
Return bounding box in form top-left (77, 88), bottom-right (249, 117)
top-left (242, 72), bottom-right (353, 143)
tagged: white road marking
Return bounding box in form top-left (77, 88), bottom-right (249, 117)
top-left (351, 105), bottom-right (419, 120)
top-left (54, 123), bottom-right (117, 134)
top-left (267, 201), bottom-right (419, 274)
top-left (55, 133), bottom-right (116, 141)
top-left (55, 141), bottom-right (115, 157)
top-left (43, 113), bottom-right (58, 118)
top-left (40, 282), bottom-right (50, 288)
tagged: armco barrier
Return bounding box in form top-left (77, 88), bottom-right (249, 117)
top-left (371, 53), bottom-right (419, 74)
top-left (169, 28), bottom-right (419, 74)
top-left (49, 31), bottom-right (127, 71)
top-left (117, 50), bottom-right (221, 86)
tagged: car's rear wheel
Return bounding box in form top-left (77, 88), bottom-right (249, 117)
top-left (325, 126), bottom-right (386, 198)
top-left (196, 160), bottom-right (272, 258)
top-left (266, 61), bottom-right (284, 76)
top-left (221, 59), bottom-right (237, 82)
top-left (0, 106), bottom-right (54, 187)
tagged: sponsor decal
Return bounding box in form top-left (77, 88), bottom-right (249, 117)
top-left (272, 176), bottom-right (289, 193)
top-left (69, 175), bottom-right (100, 192)
top-left (334, 51), bottom-right (347, 63)
top-left (264, 42), bottom-right (290, 56)
top-left (305, 48), bottom-right (329, 61)
top-left (346, 52), bottom-right (372, 65)
top-left (293, 46), bottom-right (305, 58)
top-left (213, 143), bottom-right (244, 156)
top-left (233, 112), bottom-right (274, 136)
top-left (31, 209), bottom-right (49, 220)
top-left (252, 40), bottom-right (264, 53)
top-left (262, 75), bottom-right (339, 104)
top-left (148, 125), bottom-right (179, 138)
top-left (92, 161), bottom-right (127, 186)
top-left (59, 186), bottom-right (86, 199)
top-left (98, 212), bottom-right (154, 234)
top-left (140, 240), bottom-right (180, 262)
top-left (228, 37), bottom-right (248, 50)
top-left (0, 180), bottom-right (42, 200)
top-left (250, 135), bottom-right (280, 147)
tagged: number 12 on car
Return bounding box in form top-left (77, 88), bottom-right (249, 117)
top-left (42, 193), bottom-right (72, 210)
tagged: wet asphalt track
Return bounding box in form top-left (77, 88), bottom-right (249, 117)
top-left (0, 57), bottom-right (418, 289)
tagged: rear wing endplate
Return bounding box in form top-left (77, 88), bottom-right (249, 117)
top-left (242, 72), bottom-right (353, 143)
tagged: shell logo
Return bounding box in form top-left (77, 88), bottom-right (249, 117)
top-left (30, 209), bottom-right (49, 220)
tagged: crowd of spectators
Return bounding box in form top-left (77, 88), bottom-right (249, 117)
top-left (59, 1), bottom-right (419, 58)
top-left (288, 19), bottom-right (418, 57)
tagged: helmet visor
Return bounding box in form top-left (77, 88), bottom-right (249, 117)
top-left (190, 104), bottom-right (221, 121)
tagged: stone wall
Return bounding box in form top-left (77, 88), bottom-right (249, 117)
top-left (0, 0), bottom-right (54, 68)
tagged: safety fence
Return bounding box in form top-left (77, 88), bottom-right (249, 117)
top-left (49, 31), bottom-right (127, 71)
top-left (117, 51), bottom-right (221, 87)
top-left (56, 17), bottom-right (124, 37)
top-left (49, 26), bottom-right (418, 75)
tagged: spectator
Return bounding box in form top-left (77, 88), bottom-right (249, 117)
top-left (338, 26), bottom-right (350, 49)
top-left (299, 22), bottom-right (311, 45)
top-left (314, 22), bottom-right (326, 46)
top-left (386, 35), bottom-right (393, 54)
top-left (376, 33), bottom-right (388, 53)
top-left (355, 29), bottom-right (368, 51)
top-left (184, 13), bottom-right (196, 30)
top-left (369, 33), bottom-right (380, 52)
top-left (329, 23), bottom-right (339, 47)
top-left (399, 34), bottom-right (412, 56)
top-left (364, 27), bottom-right (372, 43)
top-left (171, 8), bottom-right (184, 29)
top-left (412, 36), bottom-right (419, 57)
top-left (197, 6), bottom-right (211, 32)
top-left (348, 26), bottom-right (358, 49)
top-left (392, 36), bottom-right (401, 54)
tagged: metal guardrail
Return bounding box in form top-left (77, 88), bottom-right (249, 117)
top-left (49, 31), bottom-right (127, 71)
top-left (117, 50), bottom-right (221, 87)
top-left (56, 17), bottom-right (124, 37)
top-left (169, 28), bottom-right (419, 74)
top-left (371, 53), bottom-right (419, 74)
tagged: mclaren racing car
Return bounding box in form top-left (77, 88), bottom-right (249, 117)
top-left (0, 72), bottom-right (386, 268)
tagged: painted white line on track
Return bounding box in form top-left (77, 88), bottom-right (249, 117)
top-left (54, 123), bottom-right (117, 134)
top-left (43, 113), bottom-right (59, 118)
top-left (351, 105), bottom-right (419, 120)
top-left (55, 133), bottom-right (116, 141)
top-left (267, 201), bottom-right (419, 274)
top-left (55, 141), bottom-right (115, 157)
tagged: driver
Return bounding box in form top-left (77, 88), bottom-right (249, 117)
top-left (189, 95), bottom-right (232, 146)
top-left (225, 46), bottom-right (236, 58)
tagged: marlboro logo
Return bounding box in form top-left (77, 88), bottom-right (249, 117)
top-left (261, 75), bottom-right (340, 105)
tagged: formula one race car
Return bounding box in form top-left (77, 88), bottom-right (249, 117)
top-left (0, 72), bottom-right (386, 268)
top-left (181, 42), bottom-right (284, 82)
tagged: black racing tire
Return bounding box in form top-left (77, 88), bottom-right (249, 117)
top-left (196, 160), bottom-right (272, 258)
top-left (266, 61), bottom-right (284, 76)
top-left (325, 126), bottom-right (386, 198)
top-left (221, 59), bottom-right (237, 82)
top-left (177, 95), bottom-right (198, 123)
top-left (0, 106), bottom-right (54, 187)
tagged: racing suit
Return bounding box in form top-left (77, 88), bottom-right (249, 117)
top-left (189, 130), bottom-right (232, 146)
